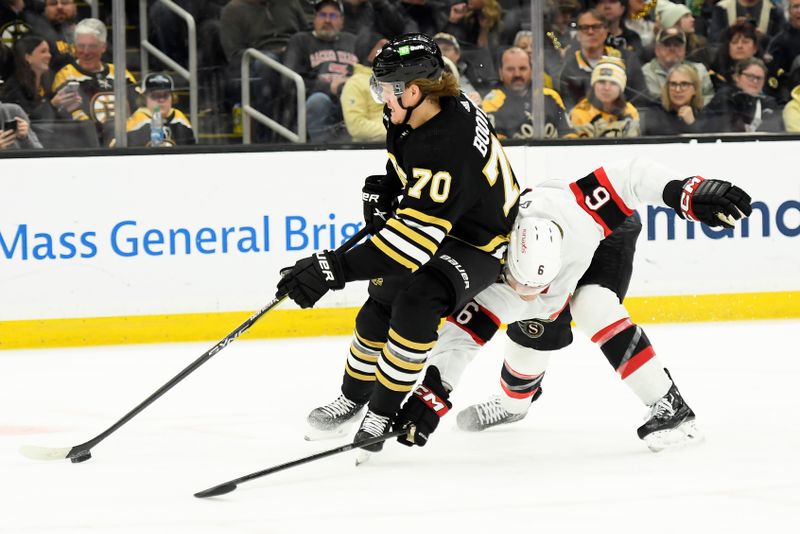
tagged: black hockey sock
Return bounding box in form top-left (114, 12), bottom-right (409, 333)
top-left (592, 317), bottom-right (655, 379)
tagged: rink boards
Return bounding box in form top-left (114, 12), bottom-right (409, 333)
top-left (1, 140), bottom-right (798, 348)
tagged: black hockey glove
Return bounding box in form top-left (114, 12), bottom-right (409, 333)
top-left (276, 250), bottom-right (345, 309)
top-left (395, 366), bottom-right (452, 447)
top-left (663, 177), bottom-right (752, 229)
top-left (362, 174), bottom-right (398, 232)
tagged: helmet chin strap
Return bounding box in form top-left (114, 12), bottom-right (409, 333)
top-left (397, 91), bottom-right (428, 125)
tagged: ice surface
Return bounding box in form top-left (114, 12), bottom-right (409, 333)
top-left (2, 320), bottom-right (798, 533)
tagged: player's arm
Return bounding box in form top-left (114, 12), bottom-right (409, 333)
top-left (344, 155), bottom-right (473, 280)
top-left (570, 157), bottom-right (753, 236)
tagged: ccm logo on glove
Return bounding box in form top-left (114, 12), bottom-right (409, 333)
top-left (412, 384), bottom-right (450, 416)
top-left (680, 176), bottom-right (704, 221)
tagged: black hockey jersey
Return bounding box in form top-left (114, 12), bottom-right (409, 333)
top-left (344, 94), bottom-right (521, 281)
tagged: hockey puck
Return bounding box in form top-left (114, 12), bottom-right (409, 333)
top-left (70, 450), bottom-right (92, 463)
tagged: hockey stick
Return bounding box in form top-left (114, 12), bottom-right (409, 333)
top-left (194, 429), bottom-right (406, 498)
top-left (20, 224), bottom-right (373, 464)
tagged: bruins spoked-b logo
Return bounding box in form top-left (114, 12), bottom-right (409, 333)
top-left (1, 21), bottom-right (31, 49)
top-left (90, 92), bottom-right (117, 123)
top-left (516, 318), bottom-right (545, 338)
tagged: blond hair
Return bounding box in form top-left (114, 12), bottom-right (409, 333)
top-left (662, 63), bottom-right (703, 112)
top-left (410, 71), bottom-right (461, 99)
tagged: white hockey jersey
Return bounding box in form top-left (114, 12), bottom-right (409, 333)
top-left (429, 156), bottom-right (686, 388)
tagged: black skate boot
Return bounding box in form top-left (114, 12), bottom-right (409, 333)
top-left (353, 410), bottom-right (392, 465)
top-left (456, 395), bottom-right (529, 432)
top-left (637, 382), bottom-right (702, 452)
top-left (305, 394), bottom-right (365, 441)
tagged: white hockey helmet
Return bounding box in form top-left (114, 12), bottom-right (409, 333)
top-left (505, 217), bottom-right (563, 295)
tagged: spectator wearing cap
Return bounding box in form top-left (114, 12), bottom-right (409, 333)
top-left (783, 78), bottom-right (800, 132)
top-left (51, 18), bottom-right (138, 145)
top-left (557, 8), bottom-right (648, 110)
top-left (708, 0), bottom-right (785, 46)
top-left (706, 21), bottom-right (763, 90)
top-left (592, 0), bottom-right (646, 63)
top-left (342, 0), bottom-right (411, 39)
top-left (126, 73), bottom-right (195, 147)
top-left (482, 47), bottom-right (571, 139)
top-left (568, 55), bottom-right (641, 137)
top-left (284, 0), bottom-right (358, 143)
top-left (432, 32), bottom-right (480, 102)
top-left (340, 31), bottom-right (387, 143)
top-left (661, 3), bottom-right (705, 55)
top-left (704, 56), bottom-right (783, 133)
top-left (643, 63), bottom-right (707, 135)
top-left (766, 0), bottom-right (800, 103)
top-left (642, 27), bottom-right (714, 105)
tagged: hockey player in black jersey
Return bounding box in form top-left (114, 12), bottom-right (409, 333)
top-left (277, 33), bottom-right (521, 457)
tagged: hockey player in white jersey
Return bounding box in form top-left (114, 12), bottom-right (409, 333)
top-left (393, 158), bottom-right (752, 452)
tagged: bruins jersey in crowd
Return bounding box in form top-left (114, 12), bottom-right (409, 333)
top-left (345, 93), bottom-right (520, 280)
top-left (482, 86), bottom-right (571, 139)
top-left (126, 107), bottom-right (196, 146)
top-left (52, 62), bottom-right (137, 125)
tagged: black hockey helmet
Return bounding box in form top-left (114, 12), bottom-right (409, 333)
top-left (372, 33), bottom-right (444, 84)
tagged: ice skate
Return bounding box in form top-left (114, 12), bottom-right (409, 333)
top-left (305, 394), bottom-right (365, 441)
top-left (637, 383), bottom-right (703, 452)
top-left (353, 410), bottom-right (391, 465)
top-left (456, 395), bottom-right (528, 432)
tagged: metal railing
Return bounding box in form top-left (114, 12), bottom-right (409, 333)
top-left (241, 48), bottom-right (306, 144)
top-left (138, 0), bottom-right (198, 141)
top-left (84, 0), bottom-right (99, 19)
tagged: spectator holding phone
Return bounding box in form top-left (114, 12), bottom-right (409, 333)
top-left (0, 100), bottom-right (43, 149)
top-left (0, 35), bottom-right (79, 122)
top-left (51, 18), bottom-right (138, 145)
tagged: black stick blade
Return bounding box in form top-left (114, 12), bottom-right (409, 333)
top-left (194, 483), bottom-right (238, 498)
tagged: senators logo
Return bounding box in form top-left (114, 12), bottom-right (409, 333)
top-left (517, 319), bottom-right (545, 338)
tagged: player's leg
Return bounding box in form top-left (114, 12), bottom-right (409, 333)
top-left (571, 285), bottom-right (701, 451)
top-left (305, 277), bottom-right (407, 438)
top-left (571, 214), bottom-right (701, 451)
top-left (456, 311), bottom-right (573, 431)
top-left (356, 240), bottom-right (503, 451)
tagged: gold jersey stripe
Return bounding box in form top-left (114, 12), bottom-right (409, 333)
top-left (372, 235), bottom-right (419, 271)
top-left (346, 365), bottom-right (377, 382)
top-left (350, 344), bottom-right (379, 363)
top-left (386, 218), bottom-right (439, 255)
top-left (355, 331), bottom-right (385, 349)
top-left (396, 207), bottom-right (453, 233)
top-left (382, 346), bottom-right (425, 372)
top-left (388, 328), bottom-right (436, 351)
top-left (375, 368), bottom-right (415, 393)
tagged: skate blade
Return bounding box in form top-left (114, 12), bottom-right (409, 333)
top-left (354, 450), bottom-right (372, 466)
top-left (643, 419), bottom-right (704, 453)
top-left (304, 425), bottom-right (350, 442)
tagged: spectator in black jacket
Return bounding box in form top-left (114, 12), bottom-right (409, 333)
top-left (706, 21), bottom-right (762, 90)
top-left (643, 63), bottom-right (706, 135)
top-left (284, 0), bottom-right (358, 143)
top-left (0, 34), bottom-right (78, 123)
top-left (708, 0), bottom-right (785, 47)
top-left (765, 0), bottom-right (800, 103)
top-left (557, 8), bottom-right (649, 110)
top-left (704, 57), bottom-right (783, 133)
top-left (26, 0), bottom-right (78, 72)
